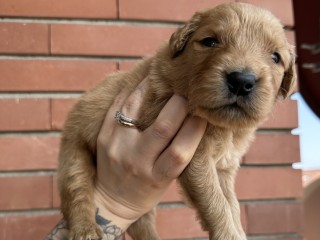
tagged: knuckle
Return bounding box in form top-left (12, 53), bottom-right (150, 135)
top-left (123, 94), bottom-right (140, 112)
top-left (152, 121), bottom-right (175, 140)
top-left (168, 147), bottom-right (187, 165)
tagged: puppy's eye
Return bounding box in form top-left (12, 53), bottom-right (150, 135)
top-left (200, 37), bottom-right (219, 47)
top-left (271, 52), bottom-right (281, 64)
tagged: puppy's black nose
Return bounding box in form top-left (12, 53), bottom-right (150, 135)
top-left (226, 72), bottom-right (256, 96)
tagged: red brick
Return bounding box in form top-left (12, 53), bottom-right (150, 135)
top-left (161, 181), bottom-right (181, 202)
top-left (119, 0), bottom-right (232, 22)
top-left (164, 169), bottom-right (303, 203)
top-left (159, 168), bottom-right (303, 203)
top-left (246, 202), bottom-right (304, 234)
top-left (0, 136), bottom-right (59, 171)
top-left (0, 99), bottom-right (51, 131)
top-left (0, 59), bottom-right (116, 92)
top-left (260, 100), bottom-right (298, 129)
top-left (0, 213), bottom-right (61, 240)
top-left (286, 31), bottom-right (296, 46)
top-left (0, 176), bottom-right (52, 210)
top-left (120, 0), bottom-right (294, 26)
top-left (156, 205), bottom-right (247, 239)
top-left (0, 0), bottom-right (117, 19)
top-left (244, 134), bottom-right (300, 164)
top-left (118, 61), bottom-right (140, 71)
top-left (51, 24), bottom-right (175, 56)
top-left (240, 204), bottom-right (248, 233)
top-left (237, 0), bottom-right (294, 26)
top-left (51, 99), bottom-right (78, 130)
top-left (236, 168), bottom-right (303, 200)
top-left (0, 22), bottom-right (49, 54)
top-left (156, 207), bottom-right (207, 239)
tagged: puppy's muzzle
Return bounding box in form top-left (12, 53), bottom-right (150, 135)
top-left (227, 72), bottom-right (256, 96)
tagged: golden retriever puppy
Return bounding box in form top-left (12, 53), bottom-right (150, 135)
top-left (57, 2), bottom-right (296, 240)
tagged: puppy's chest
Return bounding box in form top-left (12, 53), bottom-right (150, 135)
top-left (205, 128), bottom-right (244, 168)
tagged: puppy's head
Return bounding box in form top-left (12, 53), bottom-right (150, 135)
top-left (168, 3), bottom-right (296, 129)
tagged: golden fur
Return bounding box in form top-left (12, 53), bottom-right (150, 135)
top-left (57, 3), bottom-right (296, 240)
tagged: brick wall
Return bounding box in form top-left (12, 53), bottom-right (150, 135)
top-left (0, 0), bottom-right (303, 239)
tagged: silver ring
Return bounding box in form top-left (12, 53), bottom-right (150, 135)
top-left (115, 111), bottom-right (137, 128)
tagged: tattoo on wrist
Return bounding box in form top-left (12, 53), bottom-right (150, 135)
top-left (95, 208), bottom-right (124, 240)
top-left (45, 209), bottom-right (123, 240)
top-left (45, 219), bottom-right (68, 240)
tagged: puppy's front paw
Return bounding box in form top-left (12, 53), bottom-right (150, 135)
top-left (70, 223), bottom-right (103, 240)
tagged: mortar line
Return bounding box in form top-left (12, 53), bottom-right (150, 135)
top-left (247, 233), bottom-right (302, 239)
top-left (0, 93), bottom-right (82, 99)
top-left (240, 164), bottom-right (296, 168)
top-left (239, 198), bottom-right (303, 204)
top-left (0, 17), bottom-right (183, 27)
top-left (0, 208), bottom-right (60, 216)
top-left (0, 131), bottom-right (61, 137)
top-left (0, 16), bottom-right (295, 29)
top-left (0, 170), bottom-right (56, 177)
top-left (0, 54), bottom-right (142, 61)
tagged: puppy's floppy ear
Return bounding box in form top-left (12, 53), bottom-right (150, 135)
top-left (169, 12), bottom-right (203, 58)
top-left (279, 46), bottom-right (297, 99)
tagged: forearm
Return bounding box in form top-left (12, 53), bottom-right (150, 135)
top-left (45, 209), bottom-right (124, 240)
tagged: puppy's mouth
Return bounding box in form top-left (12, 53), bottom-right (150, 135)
top-left (201, 97), bottom-right (253, 118)
top-left (207, 102), bottom-right (246, 114)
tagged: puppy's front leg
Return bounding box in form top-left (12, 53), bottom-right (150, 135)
top-left (217, 167), bottom-right (246, 239)
top-left (179, 150), bottom-right (240, 240)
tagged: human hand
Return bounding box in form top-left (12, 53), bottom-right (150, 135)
top-left (94, 78), bottom-right (207, 231)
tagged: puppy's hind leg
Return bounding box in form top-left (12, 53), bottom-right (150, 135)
top-left (58, 142), bottom-right (102, 240)
top-left (127, 209), bottom-right (160, 240)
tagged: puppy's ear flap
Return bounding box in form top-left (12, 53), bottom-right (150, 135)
top-left (169, 12), bottom-right (203, 58)
top-left (279, 47), bottom-right (297, 99)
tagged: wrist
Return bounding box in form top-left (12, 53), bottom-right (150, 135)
top-left (94, 181), bottom-right (140, 232)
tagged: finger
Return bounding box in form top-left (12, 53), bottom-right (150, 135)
top-left (98, 88), bottom-right (130, 144)
top-left (98, 78), bottom-right (149, 143)
top-left (138, 95), bottom-right (189, 160)
top-left (119, 78), bottom-right (149, 120)
top-left (102, 78), bottom-right (150, 162)
top-left (152, 116), bottom-right (207, 181)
